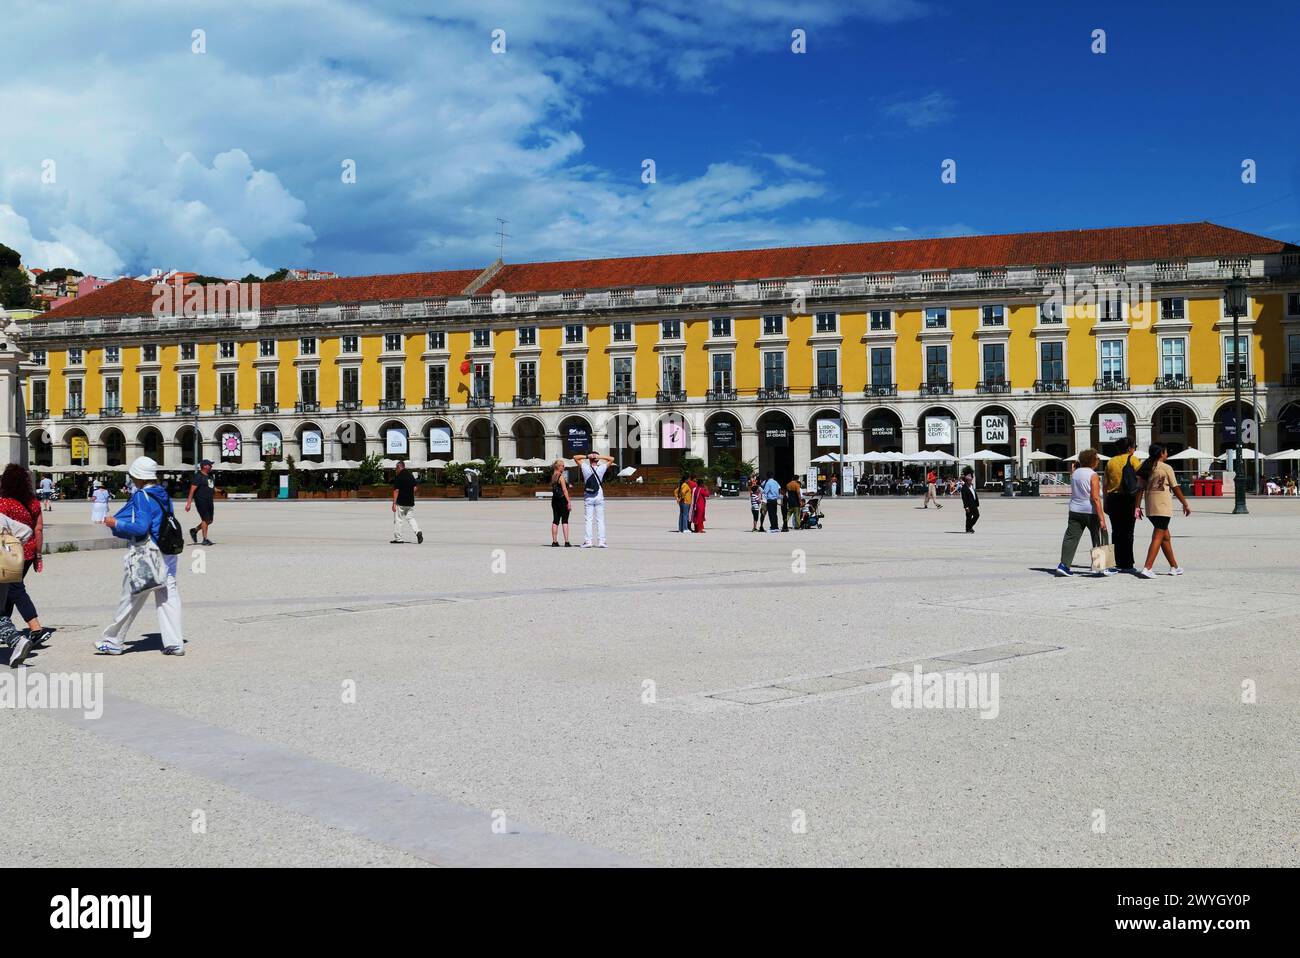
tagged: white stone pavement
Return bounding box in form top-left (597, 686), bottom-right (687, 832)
top-left (1, 495), bottom-right (1296, 867)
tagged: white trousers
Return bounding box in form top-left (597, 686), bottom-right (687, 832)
top-left (394, 505), bottom-right (421, 540)
top-left (584, 497), bottom-right (606, 545)
top-left (101, 554), bottom-right (183, 652)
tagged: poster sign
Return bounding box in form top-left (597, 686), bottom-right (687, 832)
top-left (816, 419), bottom-right (842, 447)
top-left (981, 415), bottom-right (1009, 445)
top-left (260, 430), bottom-right (282, 458)
top-left (870, 424), bottom-right (896, 439)
top-left (710, 420), bottom-right (737, 448)
top-left (1098, 414), bottom-right (1128, 442)
top-left (925, 418), bottom-right (954, 445)
top-left (70, 436), bottom-right (89, 461)
top-left (763, 426), bottom-right (790, 447)
top-left (428, 426), bottom-right (452, 455)
top-left (662, 419), bottom-right (687, 450)
top-left (565, 424), bottom-right (591, 453)
top-left (841, 462), bottom-right (855, 494)
top-left (220, 432), bottom-right (242, 459)
top-left (301, 430), bottom-right (323, 456)
top-left (806, 465), bottom-right (819, 491)
top-left (386, 427), bottom-right (409, 456)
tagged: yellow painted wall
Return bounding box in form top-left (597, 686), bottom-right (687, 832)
top-left (538, 326), bottom-right (561, 400)
top-left (895, 309), bottom-right (922, 390)
top-left (319, 337), bottom-right (340, 406)
top-left (1007, 305), bottom-right (1037, 383)
top-left (734, 314), bottom-right (761, 395)
top-left (587, 323), bottom-right (611, 397)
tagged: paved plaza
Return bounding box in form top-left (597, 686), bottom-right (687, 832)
top-left (3, 495), bottom-right (1297, 867)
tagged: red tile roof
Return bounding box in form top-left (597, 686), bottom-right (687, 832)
top-left (38, 222), bottom-right (1295, 321)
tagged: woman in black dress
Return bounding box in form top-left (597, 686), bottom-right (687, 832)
top-left (550, 459), bottom-right (572, 547)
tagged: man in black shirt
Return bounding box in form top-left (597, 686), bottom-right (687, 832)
top-left (959, 467), bottom-right (979, 533)
top-left (391, 461), bottom-right (423, 544)
top-left (185, 459), bottom-right (216, 545)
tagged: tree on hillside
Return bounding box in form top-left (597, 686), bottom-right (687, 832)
top-left (38, 267), bottom-right (84, 285)
top-left (0, 268), bottom-right (33, 309)
top-left (263, 268), bottom-right (289, 282)
top-left (239, 273), bottom-right (263, 284)
top-left (0, 243), bottom-right (20, 271)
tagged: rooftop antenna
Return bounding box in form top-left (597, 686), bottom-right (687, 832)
top-left (495, 217), bottom-right (510, 261)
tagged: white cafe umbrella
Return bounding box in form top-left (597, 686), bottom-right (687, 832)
top-left (904, 450), bottom-right (958, 463)
top-left (500, 457), bottom-right (529, 468)
top-left (810, 453), bottom-right (841, 464)
top-left (618, 466), bottom-right (637, 478)
top-left (1167, 447), bottom-right (1215, 461)
top-left (1215, 448), bottom-right (1263, 461)
top-left (1266, 448), bottom-right (1300, 460)
top-left (961, 449), bottom-right (1012, 462)
top-left (425, 459), bottom-right (448, 469)
top-left (1025, 449), bottom-right (1059, 461)
top-left (524, 458), bottom-right (550, 468)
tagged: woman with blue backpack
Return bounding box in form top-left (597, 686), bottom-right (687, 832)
top-left (96, 456), bottom-right (186, 656)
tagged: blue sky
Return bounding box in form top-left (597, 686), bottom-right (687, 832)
top-left (2, 0), bottom-right (1297, 279)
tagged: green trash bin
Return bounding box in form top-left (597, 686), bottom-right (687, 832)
top-left (1179, 478), bottom-right (1194, 497)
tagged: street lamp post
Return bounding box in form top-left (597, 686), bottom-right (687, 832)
top-left (1225, 276), bottom-right (1249, 515)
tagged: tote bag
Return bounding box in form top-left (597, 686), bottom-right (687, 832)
top-left (0, 531), bottom-right (24, 583)
top-left (1090, 528), bottom-right (1116, 573)
top-left (125, 538), bottom-right (169, 595)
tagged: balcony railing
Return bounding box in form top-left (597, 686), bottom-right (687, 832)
top-left (378, 398), bottom-right (406, 410)
top-left (810, 384), bottom-right (843, 399)
top-left (29, 408), bottom-right (49, 420)
top-left (63, 406), bottom-right (87, 419)
top-left (1281, 372), bottom-right (1300, 388)
top-left (756, 386), bottom-right (789, 401)
top-left (138, 404), bottom-right (161, 416)
top-left (102, 406), bottom-right (125, 418)
top-left (1093, 377), bottom-right (1130, 392)
top-left (215, 402), bottom-right (238, 415)
top-left (1153, 375), bottom-right (1193, 391)
top-left (706, 388), bottom-right (737, 402)
top-left (253, 402), bottom-right (279, 414)
top-left (976, 380), bottom-right (1010, 394)
top-left (1218, 374), bottom-right (1256, 390)
top-left (921, 381), bottom-right (954, 396)
top-left (173, 403), bottom-right (198, 416)
top-left (865, 383), bottom-right (897, 397)
top-left (422, 396), bottom-right (448, 410)
top-left (467, 396), bottom-right (494, 409)
top-left (513, 393), bottom-right (541, 407)
top-left (606, 391), bottom-right (637, 405)
top-left (656, 389), bottom-right (687, 404)
top-left (295, 400), bottom-right (321, 413)
top-left (559, 392), bottom-right (588, 407)
top-left (1034, 379), bottom-right (1070, 394)
top-left (336, 399), bottom-right (362, 412)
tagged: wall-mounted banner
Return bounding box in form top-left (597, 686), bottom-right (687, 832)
top-left (70, 436), bottom-right (89, 461)
top-left (710, 421), bottom-right (737, 448)
top-left (301, 430), bottom-right (323, 456)
top-left (661, 419), bottom-right (687, 450)
top-left (981, 415), bottom-right (1009, 444)
top-left (816, 419), bottom-right (842, 447)
top-left (565, 424), bottom-right (592, 453)
top-left (385, 428), bottom-right (409, 456)
top-left (1098, 414), bottom-right (1128, 442)
top-left (428, 426), bottom-right (452, 455)
top-left (925, 417), bottom-right (954, 445)
top-left (763, 426), bottom-right (790, 447)
top-left (260, 431), bottom-right (282, 458)
top-left (221, 432), bottom-right (242, 459)
top-left (870, 424), bottom-right (896, 438)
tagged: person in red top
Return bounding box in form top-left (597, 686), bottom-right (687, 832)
top-left (0, 464), bottom-right (50, 648)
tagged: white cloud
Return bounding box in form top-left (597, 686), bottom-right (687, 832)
top-left (882, 91), bottom-right (955, 130)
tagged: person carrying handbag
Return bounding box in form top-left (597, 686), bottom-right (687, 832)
top-left (97, 457), bottom-right (185, 657)
top-left (0, 464), bottom-right (51, 663)
top-left (1103, 440), bottom-right (1142, 571)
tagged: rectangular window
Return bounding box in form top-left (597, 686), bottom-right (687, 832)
top-left (925, 345), bottom-right (948, 384)
top-left (762, 351), bottom-right (785, 388)
top-left (517, 326), bottom-right (537, 346)
top-left (1160, 297), bottom-right (1186, 321)
top-left (1039, 301), bottom-right (1063, 324)
top-left (711, 353), bottom-right (733, 391)
top-left (1100, 340), bottom-right (1125, 381)
top-left (141, 375), bottom-right (159, 409)
top-left (219, 340), bottom-right (235, 359)
top-left (1161, 338), bottom-right (1187, 379)
top-left (180, 373), bottom-right (196, 408)
top-left (427, 330), bottom-right (445, 350)
top-left (299, 337), bottom-right (317, 355)
top-left (68, 378), bottom-right (84, 410)
top-left (870, 347), bottom-right (892, 387)
top-left (613, 356), bottom-right (633, 393)
top-left (258, 370), bottom-right (276, 405)
top-left (1287, 293), bottom-right (1300, 317)
top-left (219, 372), bottom-right (236, 407)
top-left (30, 349), bottom-right (47, 365)
top-left (925, 307), bottom-right (948, 329)
top-left (472, 329), bottom-right (492, 348)
top-left (105, 346), bottom-right (120, 364)
top-left (384, 366), bottom-right (402, 401)
top-left (762, 314), bottom-right (784, 336)
top-left (1288, 333), bottom-right (1300, 377)
top-left (612, 322), bottom-right (632, 342)
top-left (1098, 292), bottom-right (1124, 321)
top-left (472, 362), bottom-right (491, 398)
top-left (300, 368), bottom-right (317, 404)
top-left (383, 334), bottom-right (402, 353)
top-left (342, 367), bottom-right (360, 403)
top-left (68, 347), bottom-right (83, 365)
top-left (32, 379), bottom-right (47, 412)
top-left (816, 349), bottom-right (837, 386)
top-left (1224, 335), bottom-right (1249, 374)
top-left (711, 316), bottom-right (732, 338)
top-left (518, 360), bottom-right (537, 396)
top-left (981, 305), bottom-right (1005, 327)
top-left (565, 359), bottom-right (584, 395)
top-left (427, 365), bottom-right (446, 400)
top-left (661, 319), bottom-right (681, 340)
top-left (104, 377), bottom-right (121, 410)
top-left (563, 324), bottom-right (584, 345)
top-left (814, 312), bottom-right (837, 333)
top-left (180, 343), bottom-right (196, 361)
top-left (662, 354), bottom-right (683, 391)
top-left (982, 343), bottom-right (1006, 383)
top-left (259, 339), bottom-right (275, 358)
top-left (869, 310), bottom-right (892, 331)
top-left (142, 344), bottom-right (157, 362)
top-left (1040, 341), bottom-right (1065, 382)
top-left (341, 335), bottom-right (359, 354)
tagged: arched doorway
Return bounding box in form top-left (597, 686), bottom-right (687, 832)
top-left (254, 423), bottom-right (284, 462)
top-left (605, 413), bottom-right (642, 468)
top-left (174, 426), bottom-right (199, 466)
top-left (65, 429), bottom-right (90, 466)
top-left (863, 408), bottom-right (902, 453)
top-left (295, 422), bottom-right (325, 463)
top-left (378, 420), bottom-right (410, 460)
top-left (1032, 404), bottom-right (1074, 461)
top-left (917, 406), bottom-right (957, 456)
top-left (559, 415), bottom-right (594, 459)
top-left (215, 424), bottom-right (243, 464)
top-left (1276, 402), bottom-right (1300, 453)
top-left (512, 417), bottom-right (546, 461)
top-left (138, 427), bottom-right (163, 465)
top-left (28, 430), bottom-right (52, 467)
top-left (102, 428), bottom-right (127, 467)
top-left (656, 412), bottom-right (690, 469)
top-left (1150, 402), bottom-right (1196, 457)
top-left (424, 419), bottom-right (453, 462)
top-left (1090, 403), bottom-right (1135, 457)
top-left (1215, 400), bottom-right (1261, 490)
top-left (337, 421), bottom-right (366, 462)
top-left (756, 410), bottom-right (794, 482)
top-left (705, 412), bottom-right (741, 470)
top-left (974, 404), bottom-right (1016, 484)
top-left (466, 417), bottom-right (498, 460)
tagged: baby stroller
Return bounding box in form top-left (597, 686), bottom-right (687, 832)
top-left (798, 495), bottom-right (824, 529)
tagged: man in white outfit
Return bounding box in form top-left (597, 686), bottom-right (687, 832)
top-left (97, 456), bottom-right (184, 656)
top-left (575, 452), bottom-right (613, 548)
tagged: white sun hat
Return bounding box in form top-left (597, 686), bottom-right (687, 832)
top-left (127, 456), bottom-right (158, 481)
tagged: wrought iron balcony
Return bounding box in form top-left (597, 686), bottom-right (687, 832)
top-left (706, 388), bottom-right (737, 402)
top-left (559, 392), bottom-right (588, 407)
top-left (467, 396), bottom-right (494, 409)
top-left (422, 396), bottom-right (448, 410)
top-left (378, 398), bottom-right (406, 410)
top-left (336, 399), bottom-right (363, 412)
top-left (215, 402), bottom-right (239, 415)
top-left (173, 403), bottom-right (198, 416)
top-left (138, 405), bottom-right (161, 416)
top-left (656, 389), bottom-right (687, 404)
top-left (921, 381), bottom-right (954, 396)
top-left (295, 400), bottom-right (321, 413)
top-left (810, 384), bottom-right (843, 399)
top-left (606, 391), bottom-right (637, 405)
top-left (62, 406), bottom-right (87, 420)
top-left (29, 408), bottom-right (49, 421)
top-left (976, 380), bottom-right (1010, 394)
top-left (1217, 374), bottom-right (1256, 390)
top-left (254, 402), bottom-right (279, 414)
top-left (1033, 379), bottom-right (1069, 394)
top-left (865, 383), bottom-right (898, 397)
top-left (102, 406), bottom-right (126, 418)
top-left (756, 386), bottom-right (789, 401)
top-left (1153, 375), bottom-right (1193, 391)
top-left (1093, 377), bottom-right (1130, 392)
top-left (513, 394), bottom-right (541, 407)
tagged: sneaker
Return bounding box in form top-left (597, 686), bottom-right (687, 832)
top-left (416, 531), bottom-right (424, 545)
top-left (201, 539), bottom-right (214, 546)
top-left (189, 526), bottom-right (198, 544)
top-left (1054, 563), bottom-right (1073, 577)
top-left (94, 641), bottom-right (124, 656)
top-left (551, 541), bottom-right (559, 548)
top-left (390, 539), bottom-right (404, 544)
top-left (564, 542), bottom-right (572, 547)
top-left (28, 628), bottom-right (54, 648)
top-left (162, 646), bottom-right (185, 656)
top-left (1169, 567), bottom-right (1185, 576)
top-left (1100, 567), bottom-right (1118, 577)
top-left (1138, 567), bottom-right (1157, 579)
top-left (581, 541), bottom-right (592, 548)
top-left (8, 634), bottom-right (32, 667)
top-left (598, 542), bottom-right (607, 548)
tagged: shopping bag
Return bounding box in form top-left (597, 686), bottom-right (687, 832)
top-left (0, 532), bottom-right (24, 584)
top-left (125, 538), bottom-right (168, 595)
top-left (1090, 528), bottom-right (1116, 573)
